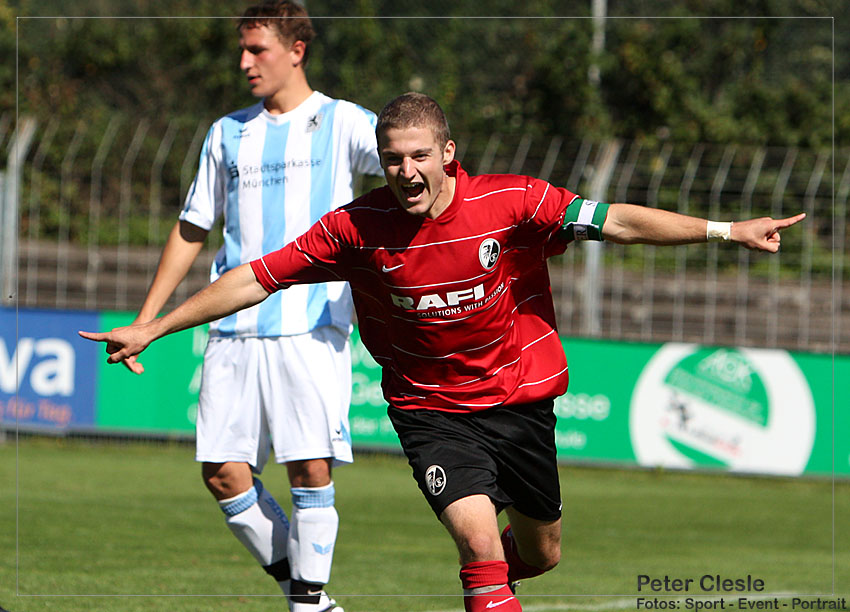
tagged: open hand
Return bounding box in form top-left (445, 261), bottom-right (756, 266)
top-left (731, 212), bottom-right (806, 252)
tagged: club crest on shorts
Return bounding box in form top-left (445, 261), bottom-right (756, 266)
top-left (478, 238), bottom-right (501, 270)
top-left (425, 464), bottom-right (446, 496)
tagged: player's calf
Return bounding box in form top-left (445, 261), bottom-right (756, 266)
top-left (501, 524), bottom-right (554, 583)
top-left (287, 483), bottom-right (341, 611)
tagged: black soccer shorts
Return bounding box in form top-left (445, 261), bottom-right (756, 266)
top-left (388, 398), bottom-right (563, 521)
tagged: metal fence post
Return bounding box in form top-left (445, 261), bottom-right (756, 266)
top-left (116, 119), bottom-right (150, 310)
top-left (673, 143), bottom-right (706, 341)
top-left (704, 145), bottom-right (737, 345)
top-left (734, 147), bottom-right (766, 346)
top-left (85, 116), bottom-right (122, 309)
top-left (583, 139), bottom-right (621, 335)
top-left (1, 117), bottom-right (38, 306)
top-left (24, 118), bottom-right (58, 305)
top-left (767, 148), bottom-right (798, 347)
top-left (798, 151), bottom-right (828, 349)
top-left (56, 121), bottom-right (88, 308)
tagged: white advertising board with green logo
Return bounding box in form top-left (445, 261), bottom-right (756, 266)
top-left (551, 338), bottom-right (845, 477)
top-left (5, 307), bottom-right (844, 478)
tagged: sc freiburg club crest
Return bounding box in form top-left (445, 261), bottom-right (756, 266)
top-left (478, 238), bottom-right (501, 270)
top-left (425, 465), bottom-right (446, 496)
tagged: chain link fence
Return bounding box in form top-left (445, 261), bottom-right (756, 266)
top-left (3, 9), bottom-right (844, 353)
top-left (2, 112), bottom-right (846, 353)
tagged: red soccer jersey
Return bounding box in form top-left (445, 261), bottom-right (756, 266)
top-left (251, 160), bottom-right (589, 413)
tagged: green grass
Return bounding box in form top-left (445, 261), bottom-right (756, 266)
top-left (1, 437), bottom-right (848, 612)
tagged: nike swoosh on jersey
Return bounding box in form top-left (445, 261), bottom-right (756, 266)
top-left (485, 598), bottom-right (516, 609)
top-left (382, 263), bottom-right (405, 272)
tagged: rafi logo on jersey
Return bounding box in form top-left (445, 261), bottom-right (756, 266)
top-left (478, 238), bottom-right (501, 270)
top-left (425, 465), bottom-right (446, 496)
top-left (391, 284), bottom-right (485, 311)
top-left (629, 344), bottom-right (815, 476)
top-left (306, 113), bottom-right (323, 133)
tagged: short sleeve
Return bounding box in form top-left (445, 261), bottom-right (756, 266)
top-left (346, 103), bottom-right (382, 177)
top-left (179, 122), bottom-right (225, 230)
top-left (250, 210), bottom-right (349, 292)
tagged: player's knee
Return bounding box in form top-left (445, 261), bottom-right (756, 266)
top-left (286, 458), bottom-right (333, 488)
top-left (460, 532), bottom-right (503, 562)
top-left (521, 539), bottom-right (561, 572)
top-left (538, 546), bottom-right (560, 572)
top-left (202, 462), bottom-right (252, 500)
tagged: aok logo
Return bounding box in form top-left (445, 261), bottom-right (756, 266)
top-left (0, 337), bottom-right (75, 396)
top-left (629, 344), bottom-right (815, 477)
top-left (391, 284), bottom-right (485, 311)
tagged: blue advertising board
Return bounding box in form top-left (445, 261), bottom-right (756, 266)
top-left (0, 307), bottom-right (99, 431)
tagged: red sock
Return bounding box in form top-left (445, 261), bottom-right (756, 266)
top-left (501, 525), bottom-right (546, 583)
top-left (460, 560), bottom-right (522, 612)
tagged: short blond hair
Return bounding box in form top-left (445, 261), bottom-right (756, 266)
top-left (377, 93), bottom-right (451, 149)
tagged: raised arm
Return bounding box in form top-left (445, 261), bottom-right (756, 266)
top-left (79, 264), bottom-right (269, 366)
top-left (601, 203), bottom-right (806, 252)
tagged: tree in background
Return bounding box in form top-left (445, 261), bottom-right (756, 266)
top-left (2, 0), bottom-right (844, 246)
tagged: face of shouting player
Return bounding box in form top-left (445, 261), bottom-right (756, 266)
top-left (378, 126), bottom-right (456, 220)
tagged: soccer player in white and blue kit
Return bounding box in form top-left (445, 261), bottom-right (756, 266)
top-left (123, 3), bottom-right (381, 611)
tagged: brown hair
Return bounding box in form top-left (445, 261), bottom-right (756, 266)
top-left (239, 1), bottom-right (315, 66)
top-left (376, 92), bottom-right (451, 149)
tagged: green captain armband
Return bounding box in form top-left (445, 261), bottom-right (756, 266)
top-left (561, 198), bottom-right (610, 241)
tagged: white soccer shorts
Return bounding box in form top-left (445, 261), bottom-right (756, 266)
top-left (195, 326), bottom-right (353, 472)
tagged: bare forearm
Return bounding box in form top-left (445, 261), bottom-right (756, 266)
top-left (602, 204), bottom-right (708, 245)
top-left (135, 220), bottom-right (208, 323)
top-left (80, 263), bottom-right (271, 365)
top-left (601, 204), bottom-right (805, 252)
top-left (151, 264), bottom-right (270, 338)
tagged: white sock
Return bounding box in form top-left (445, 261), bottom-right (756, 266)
top-left (219, 478), bottom-right (291, 593)
top-left (288, 482), bottom-right (339, 585)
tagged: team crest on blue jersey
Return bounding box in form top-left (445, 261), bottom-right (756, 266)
top-left (478, 238), bottom-right (501, 270)
top-left (306, 113), bottom-right (323, 133)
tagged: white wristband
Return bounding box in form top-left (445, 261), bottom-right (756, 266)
top-left (706, 221), bottom-right (732, 242)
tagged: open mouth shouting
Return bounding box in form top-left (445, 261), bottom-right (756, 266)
top-left (401, 181), bottom-right (426, 202)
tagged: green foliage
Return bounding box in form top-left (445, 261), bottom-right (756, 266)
top-left (0, 0), bottom-right (844, 251)
top-left (602, 13), bottom-right (836, 147)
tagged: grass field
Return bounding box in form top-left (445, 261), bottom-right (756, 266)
top-left (1, 436), bottom-right (848, 612)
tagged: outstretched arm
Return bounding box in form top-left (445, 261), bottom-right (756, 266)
top-left (79, 264), bottom-right (269, 366)
top-left (601, 204), bottom-right (805, 252)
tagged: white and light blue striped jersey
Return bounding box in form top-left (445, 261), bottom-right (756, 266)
top-left (180, 91), bottom-right (382, 338)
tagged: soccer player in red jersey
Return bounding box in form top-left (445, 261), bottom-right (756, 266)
top-left (82, 93), bottom-right (804, 612)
